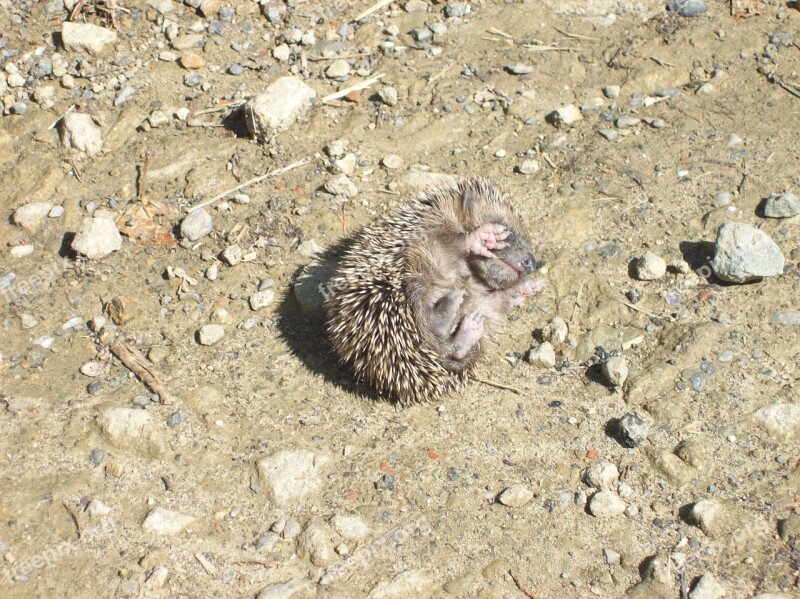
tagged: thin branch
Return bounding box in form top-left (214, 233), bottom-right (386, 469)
top-left (353, 0), bottom-right (396, 21)
top-left (472, 375), bottom-right (521, 395)
top-left (322, 73), bottom-right (385, 103)
top-left (553, 26), bottom-right (598, 41)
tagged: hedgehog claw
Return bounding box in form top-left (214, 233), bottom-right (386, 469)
top-left (466, 223), bottom-right (509, 257)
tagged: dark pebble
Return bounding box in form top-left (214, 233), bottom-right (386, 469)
top-left (377, 473), bottom-right (395, 491)
top-left (87, 381), bottom-right (104, 395)
top-left (616, 413), bottom-right (649, 448)
top-left (166, 412), bottom-right (187, 427)
top-left (89, 448), bottom-right (105, 466)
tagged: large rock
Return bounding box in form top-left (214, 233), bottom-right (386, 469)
top-left (61, 22), bottom-right (118, 56)
top-left (142, 507), bottom-right (197, 536)
top-left (367, 570), bottom-right (434, 599)
top-left (12, 202), bottom-right (53, 231)
top-left (710, 222), bottom-right (785, 283)
top-left (243, 77), bottom-right (316, 140)
top-left (752, 403), bottom-right (800, 441)
top-left (59, 112), bottom-right (103, 155)
top-left (97, 407), bottom-right (168, 458)
top-left (72, 216), bottom-right (122, 259)
top-left (762, 192), bottom-right (800, 218)
top-left (256, 449), bottom-right (330, 505)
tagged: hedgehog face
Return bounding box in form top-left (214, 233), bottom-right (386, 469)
top-left (472, 226), bottom-right (541, 290)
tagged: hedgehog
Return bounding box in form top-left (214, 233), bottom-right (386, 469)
top-left (324, 177), bottom-right (545, 404)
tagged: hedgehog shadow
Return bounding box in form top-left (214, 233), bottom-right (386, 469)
top-left (275, 238), bottom-right (387, 403)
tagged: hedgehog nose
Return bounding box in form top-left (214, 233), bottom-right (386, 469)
top-left (521, 253), bottom-right (537, 274)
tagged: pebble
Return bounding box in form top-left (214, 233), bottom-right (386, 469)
top-left (221, 245), bottom-right (242, 266)
top-left (367, 570), bottom-right (433, 599)
top-left (12, 202), bottom-right (53, 231)
top-left (206, 263), bottom-right (219, 281)
top-left (771, 311), bottom-right (800, 326)
top-left (603, 85), bottom-right (621, 99)
top-left (547, 104), bottom-right (582, 128)
top-left (48, 205), bottom-right (65, 218)
top-left (581, 462), bottom-right (619, 490)
top-left (249, 290), bottom-right (275, 310)
top-left (379, 86), bottom-right (398, 106)
top-left (602, 356), bottom-right (628, 387)
top-left (382, 154), bottom-right (404, 170)
top-left (668, 0), bottom-right (708, 16)
top-left (108, 296), bottom-right (138, 325)
top-left (282, 519), bottom-right (302, 539)
top-left (588, 490), bottom-right (626, 518)
top-left (97, 407), bottom-right (168, 457)
top-left (72, 216), bottom-right (123, 259)
top-left (752, 403), bottom-right (800, 441)
top-left (10, 245), bottom-right (33, 258)
top-left (497, 484), bottom-right (534, 507)
top-left (506, 63), bottom-right (533, 75)
top-left (616, 413), bottom-right (650, 448)
top-left (80, 361), bottom-right (104, 377)
top-left (172, 34), bottom-right (204, 50)
top-left (632, 251), bottom-right (667, 280)
top-left (525, 341), bottom-right (556, 368)
top-left (518, 160), bottom-right (540, 175)
top-left (86, 499), bottom-right (112, 517)
top-left (331, 514), bottom-right (370, 540)
top-left (198, 324), bottom-right (224, 346)
top-left (689, 573), bottom-right (726, 599)
top-left (10, 102), bottom-right (28, 115)
top-left (325, 174), bottom-right (358, 197)
top-left (714, 192), bottom-right (731, 207)
top-left (256, 579), bottom-right (313, 599)
top-left (256, 449), bottom-right (331, 505)
top-left (243, 77), bottom-right (317, 139)
top-left (89, 448), bottom-right (105, 466)
top-left (762, 191), bottom-right (800, 218)
top-left (180, 52), bottom-right (204, 70)
top-left (687, 499), bottom-right (728, 539)
top-left (616, 115), bottom-right (641, 128)
top-left (20, 314), bottom-right (38, 329)
top-left (326, 59), bottom-right (351, 79)
top-left (604, 548), bottom-right (621, 565)
top-left (61, 22), bottom-right (117, 55)
top-left (180, 208), bottom-right (213, 241)
top-left (142, 507), bottom-right (197, 536)
top-left (59, 112), bottom-right (103, 156)
top-left (710, 223), bottom-right (785, 283)
top-left (295, 518), bottom-right (336, 566)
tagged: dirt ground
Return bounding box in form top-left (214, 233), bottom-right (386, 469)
top-left (0, 0), bottom-right (798, 597)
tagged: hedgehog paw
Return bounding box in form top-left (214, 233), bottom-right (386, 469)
top-left (465, 223), bottom-right (509, 258)
top-left (452, 310), bottom-right (484, 359)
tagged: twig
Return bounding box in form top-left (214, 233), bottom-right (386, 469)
top-left (509, 570), bottom-right (539, 599)
top-left (730, 0), bottom-right (736, 17)
top-left (110, 343), bottom-right (176, 404)
top-left (48, 104), bottom-right (77, 130)
top-left (70, 160), bottom-right (84, 184)
top-left (618, 299), bottom-right (661, 320)
top-left (322, 73), bottom-right (385, 103)
top-left (308, 52), bottom-right (372, 62)
top-left (234, 559), bottom-right (283, 568)
top-left (69, 0), bottom-right (86, 21)
top-left (487, 27), bottom-right (515, 40)
top-left (137, 153), bottom-right (151, 202)
top-left (62, 500), bottom-right (82, 539)
top-left (650, 56), bottom-right (677, 68)
top-left (188, 158), bottom-right (310, 212)
top-left (472, 375), bottom-right (521, 395)
top-left (353, 0), bottom-right (396, 21)
top-left (195, 552), bottom-right (218, 576)
top-left (553, 26), bottom-right (598, 41)
top-left (192, 99), bottom-right (247, 116)
top-left (524, 44), bottom-right (577, 52)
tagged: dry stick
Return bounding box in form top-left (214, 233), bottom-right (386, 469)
top-left (192, 99), bottom-right (248, 116)
top-left (62, 500), bottom-right (82, 539)
top-left (509, 570), bottom-right (539, 599)
top-left (308, 52), bottom-right (372, 61)
top-left (353, 0), bottom-right (396, 21)
top-left (472, 376), bottom-right (521, 395)
top-left (110, 343), bottom-right (176, 404)
top-left (553, 26), bottom-right (598, 41)
top-left (321, 73), bottom-right (385, 103)
top-left (524, 44), bottom-right (578, 52)
top-left (69, 0), bottom-right (86, 21)
top-left (137, 153), bottom-right (151, 202)
top-left (618, 299), bottom-right (661, 320)
top-left (188, 158), bottom-right (310, 213)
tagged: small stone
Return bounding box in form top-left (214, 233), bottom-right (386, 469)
top-left (243, 76), bottom-right (317, 140)
top-left (198, 324), bottom-right (224, 346)
top-left (598, 129), bottom-right (619, 141)
top-left (228, 64), bottom-right (244, 76)
top-left (10, 245), bottom-right (33, 258)
top-left (20, 314), bottom-right (38, 329)
top-left (334, 153), bottom-right (357, 175)
top-left (544, 316), bottom-right (568, 343)
top-left (771, 311), bottom-right (800, 326)
top-left (210, 308), bottom-right (230, 325)
top-left (221, 245), bottom-right (242, 266)
top-left (547, 104), bottom-right (582, 128)
top-left (616, 115), bottom-right (641, 128)
top-left (616, 413), bottom-right (650, 448)
top-left (689, 573), bottom-right (726, 599)
top-left (256, 449), bottom-right (331, 506)
top-left (687, 499), bottom-right (729, 539)
top-left (108, 296), bottom-right (138, 325)
top-left (97, 408), bottom-right (168, 457)
top-left (602, 356), bottom-right (628, 387)
top-left (762, 192), bottom-right (800, 218)
top-left (61, 22), bottom-right (117, 55)
top-left (367, 570), bottom-right (433, 599)
top-left (12, 202), bottom-right (53, 231)
top-left (142, 508), bottom-right (197, 536)
top-left (80, 361), bottom-right (104, 377)
top-left (331, 514), bottom-right (370, 540)
top-left (256, 579), bottom-right (314, 599)
top-left (752, 403), bottom-right (800, 441)
top-left (711, 223), bottom-right (785, 283)
top-left (86, 499), bottom-right (112, 517)
top-left (381, 154), bottom-right (404, 170)
top-left (506, 63), bottom-right (534, 75)
top-left (588, 490), bottom-right (626, 518)
top-left (282, 520), bottom-right (302, 539)
top-left (517, 160), bottom-right (540, 175)
top-left (325, 174), bottom-right (358, 197)
top-left (249, 290), bottom-right (275, 310)
top-left (497, 484), bottom-right (534, 507)
top-left (325, 59), bottom-right (351, 79)
top-left (379, 86), bottom-right (398, 106)
top-left (180, 52), bottom-right (204, 70)
top-left (59, 112), bottom-right (103, 155)
top-left (206, 263), bottom-right (219, 281)
top-left (603, 85), bottom-right (620, 99)
top-left (581, 462), bottom-right (619, 490)
top-left (172, 34), bottom-right (204, 50)
top-left (72, 216), bottom-right (122, 259)
top-left (604, 548), bottom-right (621, 565)
top-left (525, 341), bottom-right (556, 368)
top-left (49, 205), bottom-right (65, 218)
top-left (180, 208), bottom-right (213, 241)
top-left (295, 518), bottom-right (337, 566)
top-left (668, 0), bottom-right (708, 17)
top-left (632, 252), bottom-right (667, 280)
top-left (148, 110), bottom-right (169, 128)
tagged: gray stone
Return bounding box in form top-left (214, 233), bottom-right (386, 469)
top-left (324, 174), bottom-right (358, 197)
top-left (506, 63), bottom-right (534, 75)
top-left (603, 85), bottom-right (621, 98)
top-left (256, 579), bottom-right (313, 599)
top-left (325, 59), bottom-right (351, 79)
top-left (180, 208), bottom-right (213, 241)
top-left (221, 245), bottom-right (242, 266)
top-left (518, 160), bottom-right (540, 175)
top-left (243, 77), bottom-right (317, 140)
top-left (763, 192), bottom-right (800, 218)
top-left (752, 403), bottom-right (800, 441)
top-left (632, 252), bottom-right (666, 280)
top-left (689, 573), bottom-right (726, 599)
top-left (547, 104), bottom-right (582, 128)
top-left (198, 324), bottom-right (224, 346)
top-left (97, 407), bottom-right (168, 457)
top-left (72, 216), bottom-right (122, 259)
top-left (687, 499), bottom-right (731, 539)
top-left (61, 22), bottom-right (117, 55)
top-left (256, 449), bottom-right (331, 506)
top-left (381, 154), bottom-right (404, 170)
top-left (295, 518), bottom-right (337, 566)
top-left (249, 290), bottom-right (275, 310)
top-left (379, 86), bottom-right (398, 106)
top-left (12, 202), bottom-right (53, 231)
top-left (60, 112), bottom-right (103, 155)
top-left (617, 413), bottom-right (650, 448)
top-left (497, 484), bottom-right (534, 507)
top-left (602, 356), bottom-right (628, 387)
top-left (525, 341), bottom-right (555, 368)
top-left (588, 490), bottom-right (626, 518)
top-left (330, 514), bottom-right (370, 540)
top-left (147, 0), bottom-right (174, 14)
top-left (711, 223), bottom-right (785, 283)
top-left (581, 462), bottom-right (619, 490)
top-left (294, 259), bottom-right (337, 316)
top-left (142, 508), bottom-right (197, 536)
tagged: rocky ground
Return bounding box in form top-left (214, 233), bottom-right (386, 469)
top-left (0, 0), bottom-right (799, 597)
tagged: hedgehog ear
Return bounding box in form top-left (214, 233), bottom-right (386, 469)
top-left (462, 187), bottom-right (478, 212)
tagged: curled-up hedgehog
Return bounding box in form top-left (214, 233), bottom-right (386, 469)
top-left (325, 177), bottom-right (545, 404)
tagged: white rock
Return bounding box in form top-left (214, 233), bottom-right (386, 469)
top-left (272, 43), bottom-right (291, 62)
top-left (603, 85), bottom-right (621, 99)
top-left (256, 578), bottom-right (314, 599)
top-left (221, 244), bottom-right (242, 266)
top-left (547, 104), bottom-right (582, 128)
top-left (379, 86), bottom-right (398, 106)
top-left (147, 0), bottom-right (174, 14)
top-left (367, 570), bottom-right (434, 599)
top-left (325, 174), bottom-right (358, 197)
top-left (525, 341), bottom-right (555, 368)
top-left (497, 484), bottom-right (534, 508)
top-left (401, 171), bottom-right (458, 193)
top-left (297, 239), bottom-right (325, 258)
top-left (249, 290), bottom-right (275, 310)
top-left (588, 490), bottom-right (626, 518)
top-left (20, 314), bottom-right (38, 329)
top-left (244, 77), bottom-right (317, 140)
top-left (689, 573), bottom-right (726, 599)
top-left (97, 408), bottom-right (168, 457)
top-left (12, 202), bottom-right (53, 231)
top-left (142, 507), bottom-right (197, 536)
top-left (145, 567), bottom-right (170, 590)
top-left (10, 245), bottom-right (33, 260)
top-left (333, 153), bottom-right (357, 175)
top-left (711, 223), bottom-right (785, 283)
top-left (49, 205), bottom-right (64, 218)
top-left (72, 216), bottom-right (122, 259)
top-left (330, 514), bottom-right (370, 540)
top-left (180, 208), bottom-right (213, 241)
top-left (206, 263), bottom-right (219, 281)
top-left (326, 140), bottom-right (347, 158)
top-left (325, 59), bottom-right (351, 79)
top-left (632, 251), bottom-right (667, 280)
top-left (752, 403), bottom-right (800, 441)
top-left (86, 499), bottom-right (112, 517)
top-left (602, 356), bottom-right (628, 387)
top-left (198, 324), bottom-right (224, 346)
top-left (80, 361), bottom-right (104, 377)
top-left (295, 518), bottom-right (337, 566)
top-left (688, 499), bottom-right (728, 539)
top-left (381, 154), bottom-right (404, 170)
top-left (545, 316), bottom-right (568, 343)
top-left (581, 462), bottom-right (620, 490)
top-left (256, 449), bottom-right (331, 506)
top-left (148, 110), bottom-right (169, 128)
top-left (59, 112), bottom-right (103, 155)
top-left (61, 22), bottom-right (118, 56)
top-left (518, 160), bottom-right (540, 175)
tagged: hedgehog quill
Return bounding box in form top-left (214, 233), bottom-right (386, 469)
top-left (325, 178), bottom-right (545, 404)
